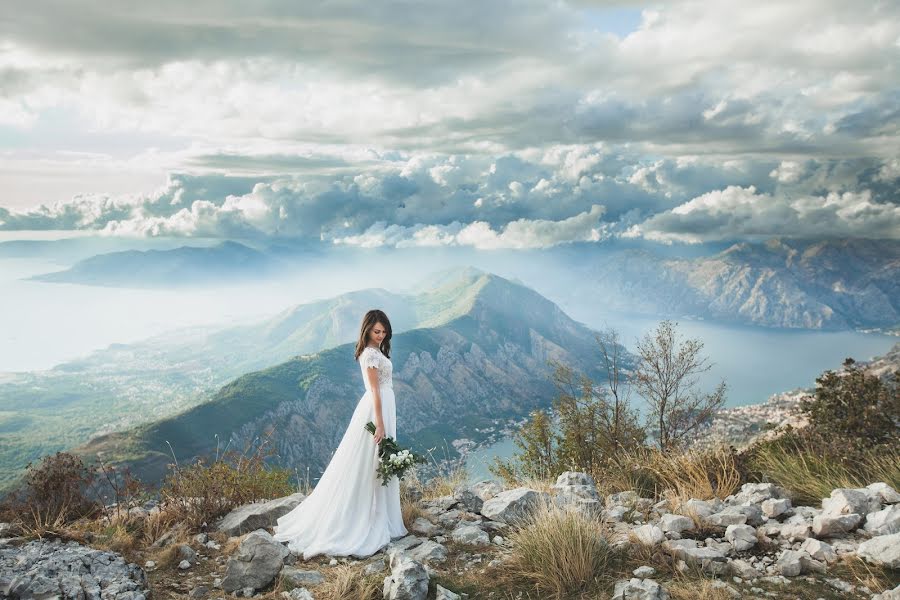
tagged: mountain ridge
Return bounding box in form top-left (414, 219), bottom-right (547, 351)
top-left (76, 269), bottom-right (617, 486)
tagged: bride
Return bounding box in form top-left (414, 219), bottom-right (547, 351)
top-left (272, 309), bottom-right (409, 559)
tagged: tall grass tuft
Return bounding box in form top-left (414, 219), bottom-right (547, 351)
top-left (316, 564), bottom-right (382, 600)
top-left (506, 496), bottom-right (615, 599)
top-left (747, 436), bottom-right (900, 506)
top-left (588, 445), bottom-right (742, 503)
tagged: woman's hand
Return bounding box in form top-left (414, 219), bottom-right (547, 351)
top-left (373, 422), bottom-right (386, 444)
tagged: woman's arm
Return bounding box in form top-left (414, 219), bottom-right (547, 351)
top-left (365, 363), bottom-right (385, 442)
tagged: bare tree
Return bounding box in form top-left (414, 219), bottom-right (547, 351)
top-left (632, 320), bottom-right (726, 451)
top-left (594, 326), bottom-right (643, 461)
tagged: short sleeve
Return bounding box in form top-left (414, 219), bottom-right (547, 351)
top-left (361, 348), bottom-right (380, 369)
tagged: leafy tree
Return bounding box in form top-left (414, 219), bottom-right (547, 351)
top-left (632, 320), bottom-right (726, 451)
top-left (800, 358), bottom-right (899, 447)
top-left (491, 328), bottom-right (645, 481)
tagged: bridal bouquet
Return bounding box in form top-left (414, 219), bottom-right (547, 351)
top-left (364, 421), bottom-right (427, 486)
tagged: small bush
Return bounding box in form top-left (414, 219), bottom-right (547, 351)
top-left (0, 452), bottom-right (100, 537)
top-left (506, 497), bottom-right (615, 599)
top-left (160, 438), bottom-right (294, 529)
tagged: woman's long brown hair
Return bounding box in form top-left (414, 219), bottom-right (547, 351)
top-left (354, 309), bottom-right (392, 361)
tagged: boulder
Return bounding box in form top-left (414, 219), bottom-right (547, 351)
top-left (731, 482), bottom-right (786, 505)
top-left (821, 488), bottom-right (881, 518)
top-left (812, 513), bottom-right (862, 537)
top-left (552, 471), bottom-right (600, 503)
top-left (216, 493), bottom-right (307, 536)
top-left (453, 487), bottom-right (484, 513)
top-left (613, 578), bottom-right (670, 599)
top-left (681, 499), bottom-right (718, 519)
top-left (659, 514), bottom-right (695, 534)
top-left (728, 558), bottom-right (761, 579)
top-left (410, 517), bottom-right (438, 537)
top-left (761, 498), bottom-right (791, 519)
top-left (280, 567), bottom-right (325, 587)
top-left (870, 583), bottom-right (900, 600)
top-left (632, 524), bottom-right (665, 546)
top-left (387, 535), bottom-right (426, 552)
top-left (408, 540), bottom-right (448, 564)
top-left (704, 504), bottom-right (764, 527)
top-left (221, 529), bottom-right (289, 593)
top-left (382, 550), bottom-right (429, 600)
top-left (865, 504), bottom-right (900, 536)
top-left (470, 480), bottom-right (503, 502)
top-left (725, 524), bottom-right (757, 552)
top-left (799, 538), bottom-right (837, 563)
top-left (857, 532), bottom-right (900, 569)
top-left (450, 522), bottom-right (489, 545)
top-left (866, 482), bottom-right (900, 504)
top-left (480, 488), bottom-right (545, 524)
top-left (0, 539), bottom-right (148, 599)
top-left (435, 585), bottom-right (462, 600)
top-left (662, 539), bottom-right (727, 574)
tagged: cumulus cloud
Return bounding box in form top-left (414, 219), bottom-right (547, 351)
top-left (328, 204), bottom-right (608, 249)
top-left (626, 185), bottom-right (900, 243)
top-left (3, 149), bottom-right (897, 246)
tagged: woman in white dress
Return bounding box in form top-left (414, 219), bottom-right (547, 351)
top-left (272, 309), bottom-right (408, 559)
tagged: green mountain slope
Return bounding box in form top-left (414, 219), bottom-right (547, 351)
top-left (77, 270), bottom-right (618, 486)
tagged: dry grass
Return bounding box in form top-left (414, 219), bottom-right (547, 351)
top-left (98, 524), bottom-right (140, 554)
top-left (149, 542), bottom-right (183, 569)
top-left (398, 474), bottom-right (428, 529)
top-left (315, 564), bottom-right (382, 600)
top-left (750, 441), bottom-right (900, 506)
top-left (831, 554), bottom-right (899, 596)
top-left (666, 578), bottom-right (734, 600)
top-left (598, 445), bottom-right (742, 504)
top-left (140, 507), bottom-right (180, 546)
top-left (505, 496), bottom-right (615, 599)
top-left (220, 533), bottom-right (245, 556)
top-left (420, 465), bottom-right (470, 500)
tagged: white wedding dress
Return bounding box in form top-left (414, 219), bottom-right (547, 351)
top-left (272, 345), bottom-right (408, 559)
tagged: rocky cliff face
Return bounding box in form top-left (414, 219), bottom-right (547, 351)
top-left (582, 238), bottom-right (900, 331)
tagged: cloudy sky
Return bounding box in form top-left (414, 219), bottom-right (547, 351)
top-left (1, 0), bottom-right (898, 247)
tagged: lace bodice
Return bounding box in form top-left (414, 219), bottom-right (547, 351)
top-left (359, 346), bottom-right (393, 390)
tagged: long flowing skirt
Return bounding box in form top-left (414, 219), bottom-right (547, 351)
top-left (272, 384), bottom-right (408, 559)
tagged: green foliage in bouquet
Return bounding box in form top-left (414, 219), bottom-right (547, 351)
top-left (364, 421), bottom-right (427, 486)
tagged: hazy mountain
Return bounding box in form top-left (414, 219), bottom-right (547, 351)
top-left (28, 241), bottom-right (282, 287)
top-left (76, 268), bottom-right (619, 487)
top-left (561, 238), bottom-right (900, 331)
top-left (0, 266), bottom-right (616, 490)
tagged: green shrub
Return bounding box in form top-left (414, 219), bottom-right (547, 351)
top-left (800, 358), bottom-right (899, 448)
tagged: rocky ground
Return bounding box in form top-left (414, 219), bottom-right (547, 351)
top-left (2, 474), bottom-right (900, 599)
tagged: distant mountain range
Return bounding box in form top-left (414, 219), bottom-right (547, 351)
top-left (552, 238), bottom-right (900, 332)
top-left (20, 236), bottom-right (900, 332)
top-left (28, 241), bottom-right (284, 287)
top-left (0, 267), bottom-right (619, 491)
